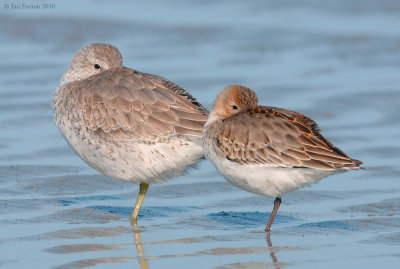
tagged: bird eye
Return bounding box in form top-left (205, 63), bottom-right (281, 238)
top-left (232, 105), bottom-right (238, 110)
top-left (94, 64), bottom-right (101, 69)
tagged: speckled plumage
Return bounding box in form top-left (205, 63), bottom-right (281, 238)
top-left (53, 43), bottom-right (208, 224)
top-left (202, 85), bottom-right (362, 231)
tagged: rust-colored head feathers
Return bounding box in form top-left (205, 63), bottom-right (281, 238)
top-left (208, 85), bottom-right (258, 122)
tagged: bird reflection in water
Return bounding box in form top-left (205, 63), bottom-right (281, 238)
top-left (266, 233), bottom-right (282, 269)
top-left (133, 228), bottom-right (150, 269)
top-left (131, 227), bottom-right (285, 269)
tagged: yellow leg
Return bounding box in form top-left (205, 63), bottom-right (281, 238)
top-left (134, 230), bottom-right (149, 269)
top-left (131, 183), bottom-right (149, 226)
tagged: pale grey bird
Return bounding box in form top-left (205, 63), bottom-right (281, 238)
top-left (53, 43), bottom-right (208, 225)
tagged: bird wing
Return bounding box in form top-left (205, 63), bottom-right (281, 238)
top-left (61, 67), bottom-right (208, 140)
top-left (216, 106), bottom-right (361, 170)
top-left (142, 73), bottom-right (208, 115)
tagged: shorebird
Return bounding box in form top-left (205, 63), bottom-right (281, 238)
top-left (53, 43), bottom-right (208, 226)
top-left (202, 85), bottom-right (362, 231)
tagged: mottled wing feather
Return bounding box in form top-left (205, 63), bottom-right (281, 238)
top-left (62, 67), bottom-right (208, 140)
top-left (143, 73), bottom-right (208, 114)
top-left (216, 106), bottom-right (361, 170)
top-left (268, 106), bottom-right (356, 159)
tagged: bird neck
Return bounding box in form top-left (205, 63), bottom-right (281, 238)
top-left (204, 111), bottom-right (222, 128)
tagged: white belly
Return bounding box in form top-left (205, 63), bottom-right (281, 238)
top-left (203, 131), bottom-right (336, 197)
top-left (57, 118), bottom-right (203, 184)
top-left (214, 157), bottom-right (334, 197)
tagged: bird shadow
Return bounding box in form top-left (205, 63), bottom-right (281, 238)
top-left (207, 211), bottom-right (297, 227)
top-left (297, 220), bottom-right (355, 230)
top-left (88, 205), bottom-right (196, 218)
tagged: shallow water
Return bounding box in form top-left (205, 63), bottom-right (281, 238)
top-left (1, 0), bottom-right (400, 268)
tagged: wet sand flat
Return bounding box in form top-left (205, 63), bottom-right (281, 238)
top-left (1, 1), bottom-right (400, 268)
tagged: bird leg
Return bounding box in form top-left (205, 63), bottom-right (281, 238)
top-left (131, 183), bottom-right (149, 226)
top-left (265, 197), bottom-right (281, 232)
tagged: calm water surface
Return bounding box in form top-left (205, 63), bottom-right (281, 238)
top-left (1, 0), bottom-right (400, 268)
